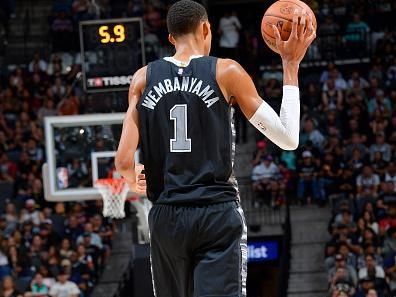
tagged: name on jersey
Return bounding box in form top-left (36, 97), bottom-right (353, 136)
top-left (142, 77), bottom-right (219, 110)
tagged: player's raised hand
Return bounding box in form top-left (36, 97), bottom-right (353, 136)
top-left (272, 9), bottom-right (316, 64)
top-left (127, 164), bottom-right (147, 196)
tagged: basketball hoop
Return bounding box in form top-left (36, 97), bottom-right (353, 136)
top-left (94, 178), bottom-right (129, 219)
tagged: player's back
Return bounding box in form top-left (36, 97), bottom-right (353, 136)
top-left (137, 56), bottom-right (238, 204)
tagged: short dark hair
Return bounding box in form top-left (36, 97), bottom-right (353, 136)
top-left (167, 0), bottom-right (208, 37)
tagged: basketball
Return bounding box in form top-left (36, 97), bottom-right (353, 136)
top-left (261, 0), bottom-right (317, 53)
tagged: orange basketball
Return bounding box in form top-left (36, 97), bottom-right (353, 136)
top-left (261, 0), bottom-right (317, 53)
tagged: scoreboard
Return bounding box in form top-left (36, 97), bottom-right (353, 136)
top-left (79, 18), bottom-right (146, 93)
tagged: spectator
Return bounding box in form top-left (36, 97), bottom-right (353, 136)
top-left (324, 68), bottom-right (348, 91)
top-left (26, 139), bottom-right (44, 163)
top-left (28, 53), bottom-right (47, 73)
top-left (356, 165), bottom-right (381, 204)
top-left (51, 77), bottom-right (67, 101)
top-left (251, 155), bottom-right (279, 206)
top-left (368, 90), bottom-right (392, 118)
top-left (362, 211), bottom-right (379, 234)
top-left (20, 200), bottom-right (41, 226)
top-left (300, 119), bottom-right (325, 149)
top-left (59, 238), bottom-right (73, 260)
top-left (318, 153), bottom-right (342, 203)
top-left (338, 242), bottom-right (357, 268)
top-left (345, 14), bottom-right (370, 56)
top-left (4, 203), bottom-right (18, 235)
top-left (91, 214), bottom-right (112, 247)
top-left (218, 11), bottom-right (241, 59)
top-left (46, 55), bottom-right (67, 76)
top-left (80, 233), bottom-right (100, 270)
top-left (347, 148), bottom-right (365, 175)
top-left (76, 223), bottom-right (102, 250)
top-left (30, 273), bottom-right (49, 297)
top-left (49, 269), bottom-right (80, 297)
top-left (371, 152), bottom-right (387, 177)
top-left (251, 140), bottom-right (267, 166)
top-left (357, 244), bottom-right (383, 270)
top-left (320, 62), bottom-right (336, 84)
top-left (344, 133), bottom-right (368, 160)
top-left (297, 150), bottom-right (319, 204)
top-left (0, 243), bottom-right (11, 281)
top-left (57, 92), bottom-right (79, 116)
top-left (328, 254), bottom-right (358, 287)
top-left (385, 162), bottom-right (396, 191)
top-left (382, 227), bottom-right (396, 259)
top-left (0, 276), bottom-right (21, 297)
top-left (37, 266), bottom-right (54, 290)
top-left (321, 79), bottom-right (344, 111)
top-left (348, 71), bottom-right (370, 89)
top-left (37, 100), bottom-right (57, 123)
top-left (358, 254), bottom-right (385, 288)
top-left (251, 155), bottom-right (279, 183)
top-left (64, 216), bottom-right (83, 243)
top-left (67, 159), bottom-right (88, 188)
top-left (0, 152), bottom-right (17, 181)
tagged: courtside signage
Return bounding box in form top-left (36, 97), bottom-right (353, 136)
top-left (247, 241), bottom-right (279, 262)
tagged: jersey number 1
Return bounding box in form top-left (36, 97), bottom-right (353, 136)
top-left (170, 104), bottom-right (191, 152)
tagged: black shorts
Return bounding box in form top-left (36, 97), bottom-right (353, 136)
top-left (148, 201), bottom-right (247, 297)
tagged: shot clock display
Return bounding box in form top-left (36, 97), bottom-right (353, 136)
top-left (98, 24), bottom-right (126, 43)
top-left (79, 18), bottom-right (145, 93)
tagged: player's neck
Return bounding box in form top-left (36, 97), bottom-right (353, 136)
top-left (173, 38), bottom-right (205, 62)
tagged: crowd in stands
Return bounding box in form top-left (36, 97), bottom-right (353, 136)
top-left (49, 0), bottom-right (173, 55)
top-left (1, 0), bottom-right (396, 297)
top-left (247, 2), bottom-right (396, 297)
top-left (0, 38), bottom-right (113, 297)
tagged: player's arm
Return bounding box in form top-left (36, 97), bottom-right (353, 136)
top-left (218, 10), bottom-right (316, 150)
top-left (115, 66), bottom-right (147, 195)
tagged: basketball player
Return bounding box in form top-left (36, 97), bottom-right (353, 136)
top-left (115, 1), bottom-right (316, 296)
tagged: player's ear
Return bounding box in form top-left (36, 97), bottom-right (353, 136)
top-left (202, 21), bottom-right (210, 39)
top-left (168, 34), bottom-right (176, 46)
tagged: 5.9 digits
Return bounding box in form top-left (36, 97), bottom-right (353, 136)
top-left (99, 24), bottom-right (126, 44)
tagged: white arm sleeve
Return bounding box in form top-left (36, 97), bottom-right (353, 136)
top-left (249, 85), bottom-right (300, 150)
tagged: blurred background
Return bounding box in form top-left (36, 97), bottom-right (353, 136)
top-left (0, 0), bottom-right (395, 297)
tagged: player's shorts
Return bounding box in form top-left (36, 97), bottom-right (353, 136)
top-left (148, 200), bottom-right (247, 297)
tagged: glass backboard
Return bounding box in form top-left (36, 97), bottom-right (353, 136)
top-left (43, 113), bottom-right (125, 201)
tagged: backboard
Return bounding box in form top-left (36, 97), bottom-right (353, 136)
top-left (43, 113), bottom-right (127, 202)
top-left (43, 113), bottom-right (151, 242)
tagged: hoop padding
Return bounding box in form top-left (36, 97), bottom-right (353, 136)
top-left (94, 178), bottom-right (129, 219)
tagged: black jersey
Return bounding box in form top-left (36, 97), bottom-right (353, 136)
top-left (137, 56), bottom-right (238, 205)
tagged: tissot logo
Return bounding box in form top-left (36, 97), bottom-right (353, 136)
top-left (87, 75), bottom-right (133, 87)
top-left (94, 78), bottom-right (103, 87)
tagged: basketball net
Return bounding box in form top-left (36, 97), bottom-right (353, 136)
top-left (94, 178), bottom-right (129, 219)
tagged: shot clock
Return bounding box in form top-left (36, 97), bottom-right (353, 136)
top-left (98, 24), bottom-right (126, 43)
top-left (79, 18), bottom-right (146, 93)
